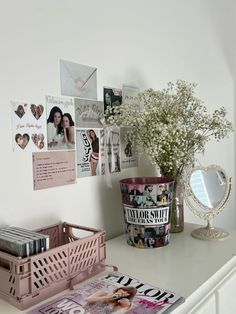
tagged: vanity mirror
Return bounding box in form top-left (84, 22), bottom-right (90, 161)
top-left (185, 165), bottom-right (232, 240)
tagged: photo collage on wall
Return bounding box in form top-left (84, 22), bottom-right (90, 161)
top-left (11, 59), bottom-right (140, 190)
top-left (11, 101), bottom-right (47, 152)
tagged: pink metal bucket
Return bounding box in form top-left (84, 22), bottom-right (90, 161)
top-left (120, 177), bottom-right (175, 249)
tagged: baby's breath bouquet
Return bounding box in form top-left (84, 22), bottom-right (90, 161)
top-left (107, 80), bottom-right (233, 178)
top-left (107, 80), bottom-right (233, 232)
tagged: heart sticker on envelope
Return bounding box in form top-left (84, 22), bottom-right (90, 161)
top-left (15, 133), bottom-right (29, 149)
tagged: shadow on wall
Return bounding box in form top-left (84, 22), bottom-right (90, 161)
top-left (207, 0), bottom-right (236, 77)
top-left (207, 0), bottom-right (236, 210)
top-left (96, 170), bottom-right (139, 240)
top-left (96, 175), bottom-right (125, 240)
top-left (123, 66), bottom-right (149, 89)
top-left (206, 0), bottom-right (236, 99)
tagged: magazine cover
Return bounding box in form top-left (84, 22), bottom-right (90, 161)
top-left (76, 128), bottom-right (102, 177)
top-left (46, 95), bottom-right (75, 151)
top-left (120, 127), bottom-right (138, 169)
top-left (28, 271), bottom-right (184, 314)
top-left (74, 98), bottom-right (104, 128)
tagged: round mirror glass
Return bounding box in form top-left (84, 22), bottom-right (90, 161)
top-left (190, 168), bottom-right (227, 209)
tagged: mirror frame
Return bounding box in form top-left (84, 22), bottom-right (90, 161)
top-left (185, 165), bottom-right (231, 220)
top-left (184, 164), bottom-right (232, 241)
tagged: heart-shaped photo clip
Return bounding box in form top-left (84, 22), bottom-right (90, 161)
top-left (30, 104), bottom-right (44, 120)
top-left (32, 133), bottom-right (45, 149)
top-left (15, 133), bottom-right (29, 149)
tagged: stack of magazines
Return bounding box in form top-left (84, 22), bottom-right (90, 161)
top-left (28, 271), bottom-right (184, 313)
top-left (0, 226), bottom-right (49, 257)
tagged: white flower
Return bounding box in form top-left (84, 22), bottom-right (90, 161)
top-left (106, 80), bottom-right (233, 178)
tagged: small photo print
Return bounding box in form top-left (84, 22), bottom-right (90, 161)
top-left (128, 184), bottom-right (143, 195)
top-left (143, 184), bottom-right (157, 196)
top-left (11, 100), bottom-right (47, 152)
top-left (124, 224), bottom-right (145, 249)
top-left (156, 183), bottom-right (173, 205)
top-left (100, 127), bottom-right (121, 174)
top-left (46, 95), bottom-right (75, 151)
top-left (74, 98), bottom-right (104, 128)
top-left (122, 85), bottom-right (140, 111)
top-left (130, 195), bottom-right (145, 208)
top-left (129, 195), bottom-right (157, 208)
top-left (103, 87), bottom-right (122, 115)
top-left (120, 184), bottom-right (131, 205)
top-left (120, 183), bottom-right (129, 194)
top-left (120, 127), bottom-right (138, 169)
top-left (60, 59), bottom-right (97, 99)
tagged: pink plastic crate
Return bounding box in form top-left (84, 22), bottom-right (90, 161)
top-left (0, 222), bottom-right (106, 310)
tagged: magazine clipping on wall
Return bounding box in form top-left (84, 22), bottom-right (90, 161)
top-left (103, 86), bottom-right (122, 117)
top-left (60, 59), bottom-right (97, 99)
top-left (46, 95), bottom-right (75, 151)
top-left (28, 271), bottom-right (184, 314)
top-left (76, 128), bottom-right (102, 178)
top-left (11, 100), bottom-right (47, 152)
top-left (100, 126), bottom-right (121, 175)
top-left (122, 85), bottom-right (140, 111)
top-left (74, 98), bottom-right (104, 128)
top-left (32, 151), bottom-right (76, 190)
top-left (120, 127), bottom-right (138, 169)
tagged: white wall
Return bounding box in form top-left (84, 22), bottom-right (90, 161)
top-left (0, 0), bottom-right (235, 238)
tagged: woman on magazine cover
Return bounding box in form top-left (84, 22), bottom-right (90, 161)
top-left (85, 286), bottom-right (137, 313)
top-left (87, 129), bottom-right (99, 176)
top-left (47, 106), bottom-right (63, 149)
top-left (62, 113), bottom-right (75, 149)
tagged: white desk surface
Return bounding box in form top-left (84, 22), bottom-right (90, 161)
top-left (0, 223), bottom-right (235, 313)
top-left (106, 223), bottom-right (236, 300)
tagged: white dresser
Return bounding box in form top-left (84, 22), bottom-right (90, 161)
top-left (0, 223), bottom-right (235, 313)
top-left (106, 223), bottom-right (236, 314)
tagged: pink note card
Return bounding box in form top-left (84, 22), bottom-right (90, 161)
top-left (33, 151), bottom-right (76, 190)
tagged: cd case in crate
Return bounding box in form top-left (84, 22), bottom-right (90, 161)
top-left (0, 226), bottom-right (49, 257)
top-left (0, 222), bottom-right (106, 310)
